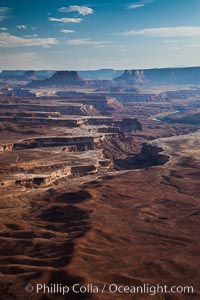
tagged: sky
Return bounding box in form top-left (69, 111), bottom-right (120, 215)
top-left (0, 0), bottom-right (200, 70)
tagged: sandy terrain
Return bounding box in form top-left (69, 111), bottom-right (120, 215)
top-left (1, 131), bottom-right (200, 299)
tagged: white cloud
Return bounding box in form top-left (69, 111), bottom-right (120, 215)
top-left (120, 26), bottom-right (200, 37)
top-left (49, 17), bottom-right (82, 23)
top-left (0, 7), bottom-right (11, 21)
top-left (0, 27), bottom-right (7, 30)
top-left (60, 29), bottom-right (74, 34)
top-left (127, 0), bottom-right (154, 9)
top-left (127, 4), bottom-right (145, 9)
top-left (168, 47), bottom-right (181, 51)
top-left (0, 7), bottom-right (10, 14)
top-left (187, 44), bottom-right (200, 48)
top-left (24, 34), bottom-right (38, 38)
top-left (58, 5), bottom-right (94, 16)
top-left (163, 39), bottom-right (181, 44)
top-left (16, 25), bottom-right (26, 30)
top-left (65, 38), bottom-right (106, 47)
top-left (119, 45), bottom-right (127, 52)
top-left (93, 45), bottom-right (106, 48)
top-left (0, 32), bottom-right (58, 48)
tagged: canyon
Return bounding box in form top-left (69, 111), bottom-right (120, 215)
top-left (0, 68), bottom-right (200, 299)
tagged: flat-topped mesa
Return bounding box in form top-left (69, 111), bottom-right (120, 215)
top-left (50, 71), bottom-right (83, 83)
top-left (0, 70), bottom-right (54, 80)
top-left (21, 70), bottom-right (37, 80)
top-left (115, 67), bottom-right (200, 85)
top-left (0, 70), bottom-right (25, 80)
top-left (27, 70), bottom-right (85, 87)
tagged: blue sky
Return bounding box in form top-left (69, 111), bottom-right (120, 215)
top-left (0, 0), bottom-right (200, 70)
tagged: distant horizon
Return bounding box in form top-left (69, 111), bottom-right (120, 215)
top-left (1, 65), bottom-right (200, 72)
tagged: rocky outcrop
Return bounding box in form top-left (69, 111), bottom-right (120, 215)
top-left (80, 105), bottom-right (98, 116)
top-left (140, 143), bottom-right (169, 165)
top-left (1, 88), bottom-right (36, 98)
top-left (13, 158), bottom-right (110, 188)
top-left (101, 92), bottom-right (167, 102)
top-left (115, 118), bottom-right (143, 133)
top-left (86, 117), bottom-right (113, 126)
top-left (0, 117), bottom-right (80, 127)
top-left (62, 145), bottom-right (77, 152)
top-left (14, 164), bottom-right (96, 188)
top-left (160, 89), bottom-right (200, 99)
top-left (0, 103), bottom-right (96, 116)
top-left (1, 137), bottom-right (95, 151)
top-left (138, 130), bottom-right (200, 168)
top-left (55, 94), bottom-right (112, 112)
top-left (0, 112), bottom-right (61, 118)
top-left (115, 67), bottom-right (200, 85)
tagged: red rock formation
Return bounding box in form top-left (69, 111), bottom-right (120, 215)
top-left (27, 71), bottom-right (85, 87)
